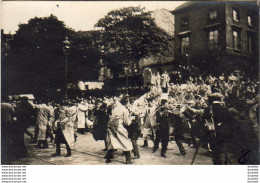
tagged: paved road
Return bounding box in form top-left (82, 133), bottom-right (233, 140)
top-left (7, 127), bottom-right (217, 165)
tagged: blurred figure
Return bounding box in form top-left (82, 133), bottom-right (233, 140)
top-left (1, 96), bottom-right (15, 163)
top-left (14, 97), bottom-right (35, 157)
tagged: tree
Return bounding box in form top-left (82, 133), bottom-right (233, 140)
top-left (95, 6), bottom-right (173, 78)
top-left (68, 30), bottom-right (101, 82)
top-left (4, 15), bottom-right (73, 98)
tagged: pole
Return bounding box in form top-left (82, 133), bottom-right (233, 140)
top-left (65, 52), bottom-right (68, 99)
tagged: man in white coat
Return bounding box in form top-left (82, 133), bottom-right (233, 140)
top-left (105, 97), bottom-right (133, 164)
top-left (77, 100), bottom-right (88, 134)
top-left (52, 104), bottom-right (75, 157)
top-left (143, 99), bottom-right (157, 148)
top-left (34, 101), bottom-right (52, 148)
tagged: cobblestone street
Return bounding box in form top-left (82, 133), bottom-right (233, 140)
top-left (8, 127), bottom-right (216, 165)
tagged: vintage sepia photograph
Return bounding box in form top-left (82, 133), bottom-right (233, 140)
top-left (1, 1), bottom-right (259, 166)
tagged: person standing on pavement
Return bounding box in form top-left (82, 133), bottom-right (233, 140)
top-left (1, 97), bottom-right (16, 163)
top-left (142, 98), bottom-right (156, 148)
top-left (125, 97), bottom-right (142, 159)
top-left (46, 101), bottom-right (54, 142)
top-left (203, 94), bottom-right (233, 164)
top-left (52, 103), bottom-right (75, 157)
top-left (105, 97), bottom-right (134, 164)
top-left (153, 98), bottom-right (171, 158)
top-left (13, 97), bottom-right (35, 157)
top-left (34, 100), bottom-right (52, 148)
top-left (76, 99), bottom-right (88, 134)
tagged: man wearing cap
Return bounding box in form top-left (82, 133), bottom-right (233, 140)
top-left (203, 93), bottom-right (233, 164)
top-left (153, 98), bottom-right (171, 157)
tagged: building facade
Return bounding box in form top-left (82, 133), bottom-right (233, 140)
top-left (172, 1), bottom-right (259, 76)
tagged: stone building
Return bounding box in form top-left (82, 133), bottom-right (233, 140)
top-left (172, 1), bottom-right (259, 76)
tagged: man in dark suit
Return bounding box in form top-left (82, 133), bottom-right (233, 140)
top-left (203, 94), bottom-right (233, 165)
top-left (14, 97), bottom-right (35, 158)
top-left (153, 98), bottom-right (171, 158)
top-left (1, 96), bottom-right (15, 163)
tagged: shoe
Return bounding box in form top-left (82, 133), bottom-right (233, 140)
top-left (51, 153), bottom-right (61, 157)
top-left (106, 159), bottom-right (112, 163)
top-left (142, 140), bottom-right (148, 148)
top-left (34, 145), bottom-right (41, 149)
top-left (64, 154), bottom-right (71, 157)
top-left (126, 159), bottom-right (135, 164)
top-left (104, 154), bottom-right (114, 159)
top-left (161, 152), bottom-right (167, 158)
top-left (152, 148), bottom-right (158, 153)
top-left (133, 154), bottom-right (140, 159)
top-left (125, 151), bottom-right (134, 164)
top-left (102, 148), bottom-right (108, 151)
top-left (180, 151), bottom-right (186, 156)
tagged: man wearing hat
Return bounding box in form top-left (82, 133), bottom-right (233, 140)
top-left (143, 98), bottom-right (156, 148)
top-left (203, 93), bottom-right (233, 164)
top-left (153, 97), bottom-right (171, 157)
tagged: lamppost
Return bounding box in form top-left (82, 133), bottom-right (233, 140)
top-left (63, 36), bottom-right (70, 99)
top-left (124, 66), bottom-right (129, 95)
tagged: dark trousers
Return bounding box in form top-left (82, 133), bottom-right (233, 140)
top-left (56, 141), bottom-right (71, 155)
top-left (33, 126), bottom-right (39, 142)
top-left (46, 125), bottom-right (54, 142)
top-left (154, 129), bottom-right (169, 154)
top-left (55, 128), bottom-right (71, 155)
top-left (131, 136), bottom-right (140, 157)
top-left (12, 132), bottom-right (28, 158)
top-left (175, 135), bottom-right (186, 154)
top-left (211, 138), bottom-right (226, 165)
top-left (37, 140), bottom-right (49, 148)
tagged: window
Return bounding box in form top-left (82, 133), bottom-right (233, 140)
top-left (181, 17), bottom-right (189, 26)
top-left (233, 30), bottom-right (241, 50)
top-left (248, 33), bottom-right (255, 54)
top-left (209, 30), bottom-right (218, 50)
top-left (248, 15), bottom-right (253, 26)
top-left (181, 36), bottom-right (189, 54)
top-left (209, 10), bottom-right (217, 20)
top-left (233, 9), bottom-right (240, 22)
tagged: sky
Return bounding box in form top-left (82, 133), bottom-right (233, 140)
top-left (1, 1), bottom-right (185, 34)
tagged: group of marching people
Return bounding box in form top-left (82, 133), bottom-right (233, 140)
top-left (1, 70), bottom-right (259, 165)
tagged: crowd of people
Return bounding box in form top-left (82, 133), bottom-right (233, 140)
top-left (1, 69), bottom-right (259, 165)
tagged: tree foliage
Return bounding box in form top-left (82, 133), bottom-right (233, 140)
top-left (2, 15), bottom-right (101, 98)
top-left (95, 6), bottom-right (173, 76)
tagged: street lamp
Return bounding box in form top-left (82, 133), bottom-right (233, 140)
top-left (63, 36), bottom-right (70, 99)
